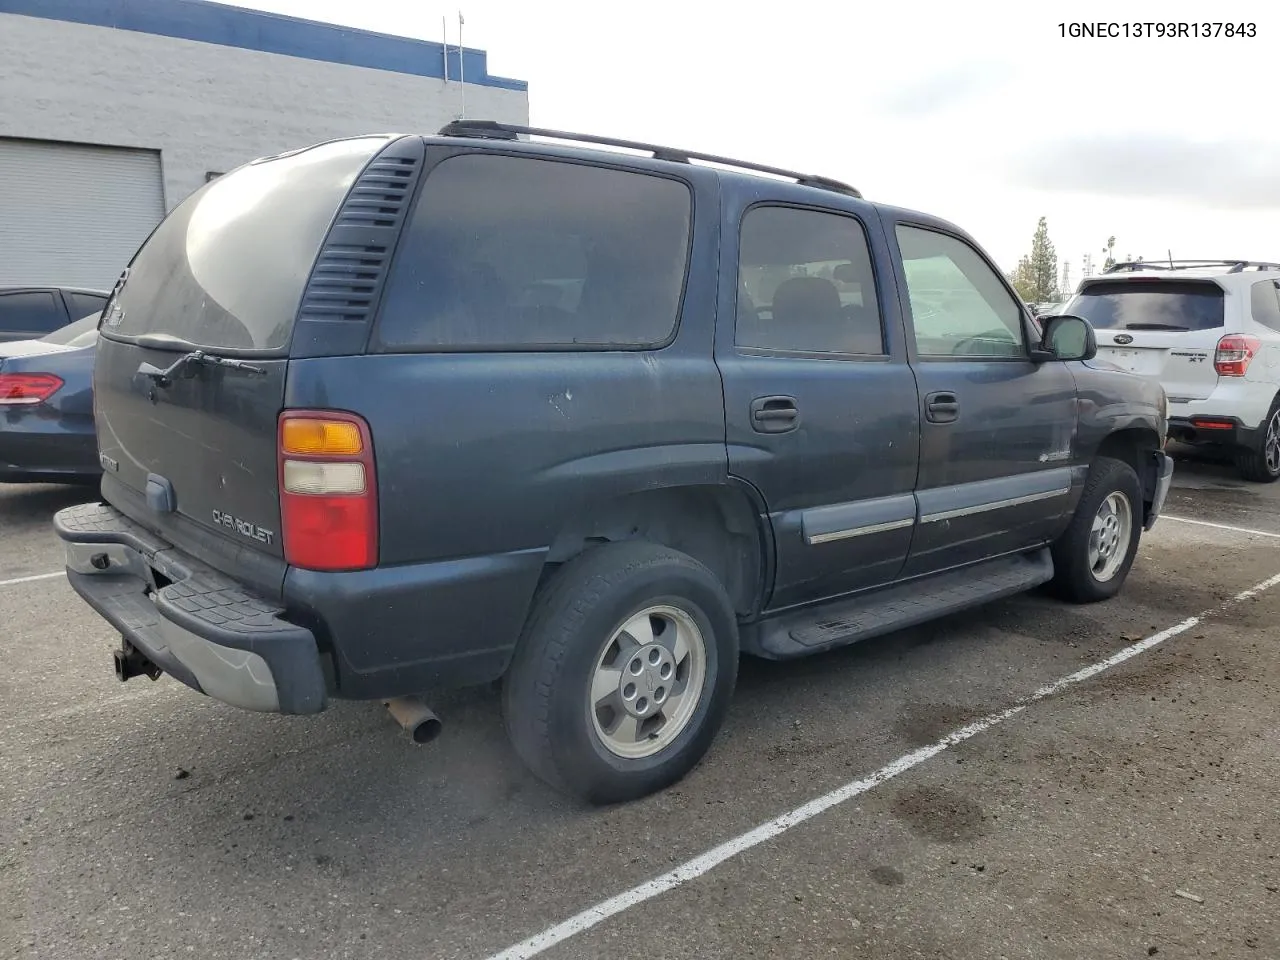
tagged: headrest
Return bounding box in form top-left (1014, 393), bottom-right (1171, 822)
top-left (832, 262), bottom-right (864, 284)
top-left (772, 276), bottom-right (842, 325)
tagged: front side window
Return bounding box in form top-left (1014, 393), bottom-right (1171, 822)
top-left (375, 154), bottom-right (693, 350)
top-left (0, 291), bottom-right (63, 336)
top-left (896, 225), bottom-right (1025, 358)
top-left (736, 206), bottom-right (885, 356)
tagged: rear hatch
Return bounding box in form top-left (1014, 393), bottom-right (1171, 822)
top-left (1067, 277), bottom-right (1225, 401)
top-left (93, 135), bottom-right (391, 577)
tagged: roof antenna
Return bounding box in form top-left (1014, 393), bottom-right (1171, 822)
top-left (1168, 249), bottom-right (1174, 270)
top-left (458, 11), bottom-right (466, 119)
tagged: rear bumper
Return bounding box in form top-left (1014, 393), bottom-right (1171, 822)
top-left (0, 416), bottom-right (99, 482)
top-left (1167, 380), bottom-right (1275, 434)
top-left (1172, 414), bottom-right (1259, 450)
top-left (53, 502), bottom-right (326, 714)
top-left (55, 499), bottom-right (547, 708)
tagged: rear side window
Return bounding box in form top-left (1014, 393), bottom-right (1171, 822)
top-left (0, 291), bottom-right (64, 335)
top-left (107, 136), bottom-right (389, 351)
top-left (66, 292), bottom-right (107, 321)
top-left (375, 154), bottom-right (692, 350)
top-left (736, 206), bottom-right (885, 356)
top-left (1250, 280), bottom-right (1280, 332)
top-left (1068, 280), bottom-right (1225, 331)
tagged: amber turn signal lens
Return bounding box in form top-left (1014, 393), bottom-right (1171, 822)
top-left (280, 418), bottom-right (363, 456)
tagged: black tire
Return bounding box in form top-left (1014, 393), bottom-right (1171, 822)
top-left (1050, 456), bottom-right (1143, 604)
top-left (1234, 396), bottom-right (1280, 484)
top-left (502, 541), bottom-right (740, 805)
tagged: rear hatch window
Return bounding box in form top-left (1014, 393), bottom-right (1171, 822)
top-left (93, 136), bottom-right (388, 577)
top-left (1069, 278), bottom-right (1225, 401)
top-left (105, 136), bottom-right (390, 351)
top-left (1069, 279), bottom-right (1225, 332)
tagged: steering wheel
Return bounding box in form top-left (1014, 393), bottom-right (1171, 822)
top-left (951, 330), bottom-right (1018, 356)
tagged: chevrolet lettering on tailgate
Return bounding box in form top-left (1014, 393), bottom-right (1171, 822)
top-left (211, 510), bottom-right (275, 546)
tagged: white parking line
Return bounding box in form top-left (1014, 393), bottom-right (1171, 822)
top-left (1162, 515), bottom-right (1280, 539)
top-left (483, 569), bottom-right (1280, 960)
top-left (0, 571), bottom-right (64, 589)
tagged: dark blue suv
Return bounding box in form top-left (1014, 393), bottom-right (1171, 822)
top-left (55, 122), bottom-right (1173, 804)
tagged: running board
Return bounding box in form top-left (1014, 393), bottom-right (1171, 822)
top-left (750, 549), bottom-right (1054, 659)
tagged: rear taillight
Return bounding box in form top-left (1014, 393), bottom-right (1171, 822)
top-left (0, 373), bottom-right (64, 405)
top-left (1190, 417), bottom-right (1235, 431)
top-left (278, 411), bottom-right (377, 571)
top-left (1214, 334), bottom-right (1261, 377)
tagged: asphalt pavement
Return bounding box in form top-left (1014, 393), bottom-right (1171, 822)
top-left (2, 447), bottom-right (1278, 960)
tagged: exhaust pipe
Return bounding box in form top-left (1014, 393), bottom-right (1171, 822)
top-left (113, 640), bottom-right (162, 682)
top-left (383, 696), bottom-right (442, 744)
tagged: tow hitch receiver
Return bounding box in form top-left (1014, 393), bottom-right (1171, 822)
top-left (113, 638), bottom-right (162, 682)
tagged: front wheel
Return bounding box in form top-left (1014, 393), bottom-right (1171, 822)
top-left (502, 541), bottom-right (739, 805)
top-left (1050, 457), bottom-right (1143, 603)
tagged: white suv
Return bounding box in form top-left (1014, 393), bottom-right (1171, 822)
top-left (1062, 260), bottom-right (1280, 483)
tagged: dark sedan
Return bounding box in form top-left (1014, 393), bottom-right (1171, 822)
top-left (0, 312), bottom-right (100, 484)
top-left (0, 286), bottom-right (109, 343)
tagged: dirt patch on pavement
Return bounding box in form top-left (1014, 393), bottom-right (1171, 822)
top-left (897, 702), bottom-right (994, 747)
top-left (890, 785), bottom-right (992, 843)
top-left (868, 865), bottom-right (905, 886)
top-left (1076, 643), bottom-right (1259, 702)
top-left (1167, 485), bottom-right (1261, 507)
top-left (966, 599), bottom-right (1110, 650)
top-left (1123, 571), bottom-right (1229, 616)
top-left (763, 735), bottom-right (843, 764)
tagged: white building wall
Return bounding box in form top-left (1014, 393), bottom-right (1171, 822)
top-left (0, 12), bottom-right (530, 211)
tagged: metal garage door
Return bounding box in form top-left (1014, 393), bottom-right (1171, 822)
top-left (0, 138), bottom-right (165, 290)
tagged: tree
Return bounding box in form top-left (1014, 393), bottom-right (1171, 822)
top-left (1099, 243), bottom-right (1143, 272)
top-left (1008, 217), bottom-right (1060, 303)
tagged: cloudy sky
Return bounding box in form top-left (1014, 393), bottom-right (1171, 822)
top-left (237, 0), bottom-right (1276, 284)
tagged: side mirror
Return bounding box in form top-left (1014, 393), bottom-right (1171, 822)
top-left (1031, 314), bottom-right (1096, 363)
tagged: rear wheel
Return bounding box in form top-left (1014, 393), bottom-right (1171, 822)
top-left (1050, 456), bottom-right (1143, 603)
top-left (502, 541), bottom-right (739, 805)
top-left (1235, 399), bottom-right (1280, 483)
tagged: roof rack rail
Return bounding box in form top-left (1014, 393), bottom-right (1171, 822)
top-left (436, 119), bottom-right (863, 199)
top-left (1103, 259), bottom-right (1280, 274)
